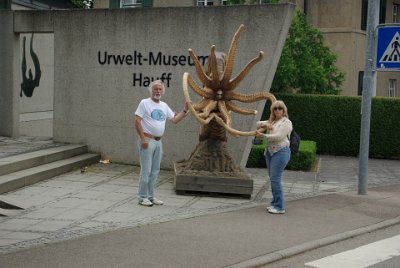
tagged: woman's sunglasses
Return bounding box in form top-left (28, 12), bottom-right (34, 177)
top-left (273, 107), bottom-right (283, 111)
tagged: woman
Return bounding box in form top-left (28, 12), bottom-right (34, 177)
top-left (256, 100), bottom-right (292, 214)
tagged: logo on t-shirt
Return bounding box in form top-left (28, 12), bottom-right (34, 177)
top-left (151, 109), bottom-right (166, 121)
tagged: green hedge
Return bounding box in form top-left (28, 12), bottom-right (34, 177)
top-left (246, 138), bottom-right (317, 171)
top-left (260, 93), bottom-right (400, 159)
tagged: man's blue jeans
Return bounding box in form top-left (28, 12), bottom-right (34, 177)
top-left (137, 138), bottom-right (163, 201)
top-left (265, 147), bottom-right (291, 211)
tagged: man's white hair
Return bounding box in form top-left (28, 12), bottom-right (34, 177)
top-left (148, 80), bottom-right (165, 95)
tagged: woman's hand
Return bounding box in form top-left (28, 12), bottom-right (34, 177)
top-left (255, 129), bottom-right (264, 139)
top-left (257, 121), bottom-right (273, 132)
top-left (265, 122), bottom-right (273, 132)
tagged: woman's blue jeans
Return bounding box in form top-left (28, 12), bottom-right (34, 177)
top-left (265, 147), bottom-right (291, 211)
top-left (137, 138), bottom-right (163, 201)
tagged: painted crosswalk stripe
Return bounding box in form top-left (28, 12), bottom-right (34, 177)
top-left (305, 234), bottom-right (400, 268)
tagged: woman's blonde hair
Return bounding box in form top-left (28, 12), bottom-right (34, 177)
top-left (268, 100), bottom-right (289, 122)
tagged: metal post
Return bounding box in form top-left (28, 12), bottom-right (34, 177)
top-left (358, 0), bottom-right (379, 195)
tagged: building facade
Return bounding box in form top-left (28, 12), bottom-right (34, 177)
top-left (303, 0), bottom-right (400, 97)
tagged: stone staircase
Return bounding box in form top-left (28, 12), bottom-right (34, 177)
top-left (0, 144), bottom-right (100, 216)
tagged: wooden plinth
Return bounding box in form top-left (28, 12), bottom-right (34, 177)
top-left (174, 163), bottom-right (253, 198)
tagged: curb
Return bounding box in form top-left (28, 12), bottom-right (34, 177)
top-left (226, 216), bottom-right (400, 268)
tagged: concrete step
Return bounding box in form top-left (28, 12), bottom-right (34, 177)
top-left (0, 196), bottom-right (25, 217)
top-left (0, 144), bottom-right (89, 176)
top-left (0, 153), bottom-right (101, 195)
top-left (0, 195), bottom-right (27, 209)
top-left (0, 208), bottom-right (22, 217)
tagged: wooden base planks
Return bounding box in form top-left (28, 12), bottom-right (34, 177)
top-left (174, 173), bottom-right (253, 198)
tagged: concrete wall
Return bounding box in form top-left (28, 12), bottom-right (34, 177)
top-left (0, 11), bottom-right (19, 137)
top-left (5, 4), bottom-right (294, 168)
top-left (153, 0), bottom-right (196, 7)
top-left (19, 33), bottom-right (54, 137)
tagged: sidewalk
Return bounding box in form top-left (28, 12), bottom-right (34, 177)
top-left (1, 184), bottom-right (400, 268)
top-left (0, 137), bottom-right (400, 267)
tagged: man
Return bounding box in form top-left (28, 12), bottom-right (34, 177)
top-left (134, 80), bottom-right (188, 207)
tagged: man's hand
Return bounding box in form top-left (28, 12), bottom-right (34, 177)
top-left (135, 115), bottom-right (149, 148)
top-left (141, 139), bottom-right (149, 149)
top-left (255, 129), bottom-right (264, 139)
top-left (184, 101), bottom-right (190, 113)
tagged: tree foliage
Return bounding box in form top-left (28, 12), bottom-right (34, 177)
top-left (227, 1), bottom-right (345, 95)
top-left (271, 10), bottom-right (345, 94)
top-left (227, 0), bottom-right (247, 4)
top-left (227, 0), bottom-right (278, 4)
top-left (69, 0), bottom-right (83, 8)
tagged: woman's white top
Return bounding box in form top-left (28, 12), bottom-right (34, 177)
top-left (258, 117), bottom-right (292, 154)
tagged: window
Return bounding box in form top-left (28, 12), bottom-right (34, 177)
top-left (361, 0), bottom-right (386, 30)
top-left (358, 71), bottom-right (364, 96)
top-left (361, 0), bottom-right (367, 30)
top-left (389, 79), bottom-right (396, 97)
top-left (197, 1), bottom-right (227, 6)
top-left (393, 3), bottom-right (399, 23)
top-left (197, 0), bottom-right (213, 6)
top-left (304, 0), bottom-right (308, 15)
top-left (381, 0), bottom-right (387, 23)
top-left (121, 0), bottom-right (142, 8)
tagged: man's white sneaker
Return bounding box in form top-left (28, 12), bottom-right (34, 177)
top-left (267, 207), bottom-right (285, 214)
top-left (139, 198), bottom-right (153, 207)
top-left (266, 206), bottom-right (274, 211)
top-left (150, 198), bottom-right (164, 205)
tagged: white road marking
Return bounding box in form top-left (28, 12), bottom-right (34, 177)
top-left (305, 234), bottom-right (400, 268)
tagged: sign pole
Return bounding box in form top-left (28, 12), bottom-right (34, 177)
top-left (358, 0), bottom-right (379, 195)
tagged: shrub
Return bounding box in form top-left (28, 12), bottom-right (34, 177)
top-left (262, 93), bottom-right (400, 159)
top-left (246, 138), bottom-right (317, 171)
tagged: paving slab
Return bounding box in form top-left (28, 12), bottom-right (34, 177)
top-left (0, 185), bottom-right (399, 268)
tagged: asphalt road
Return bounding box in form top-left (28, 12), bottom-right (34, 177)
top-left (264, 223), bottom-right (400, 268)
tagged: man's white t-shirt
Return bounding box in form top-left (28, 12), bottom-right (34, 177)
top-left (135, 98), bottom-right (174, 137)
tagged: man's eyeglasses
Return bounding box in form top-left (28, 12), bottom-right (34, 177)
top-left (273, 107), bottom-right (283, 111)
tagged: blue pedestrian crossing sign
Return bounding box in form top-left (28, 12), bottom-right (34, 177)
top-left (376, 25), bottom-right (400, 70)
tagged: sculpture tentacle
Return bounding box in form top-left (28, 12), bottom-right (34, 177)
top-left (209, 46), bottom-right (220, 87)
top-left (189, 49), bottom-right (213, 88)
top-left (214, 114), bottom-right (256, 137)
top-left (221, 24), bottom-right (244, 86)
top-left (225, 91), bottom-right (276, 103)
top-left (193, 99), bottom-right (209, 111)
top-left (226, 101), bottom-right (257, 115)
top-left (228, 51), bottom-right (264, 90)
top-left (217, 101), bottom-right (232, 127)
top-left (198, 100), bottom-right (218, 118)
top-left (187, 73), bottom-right (213, 98)
top-left (183, 72), bottom-right (213, 125)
